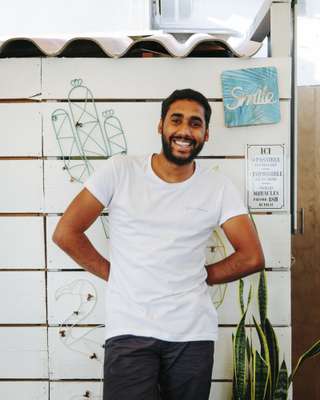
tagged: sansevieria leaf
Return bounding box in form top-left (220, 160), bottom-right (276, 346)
top-left (258, 270), bottom-right (267, 330)
top-left (239, 279), bottom-right (245, 315)
top-left (252, 350), bottom-right (269, 400)
top-left (233, 311), bottom-right (247, 400)
top-left (274, 360), bottom-right (288, 400)
top-left (253, 315), bottom-right (270, 370)
top-left (265, 318), bottom-right (279, 397)
top-left (289, 337), bottom-right (320, 384)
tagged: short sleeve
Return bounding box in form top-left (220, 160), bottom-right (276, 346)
top-left (83, 158), bottom-right (116, 208)
top-left (218, 176), bottom-right (248, 226)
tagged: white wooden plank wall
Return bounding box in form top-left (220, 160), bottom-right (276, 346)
top-left (0, 54), bottom-right (292, 399)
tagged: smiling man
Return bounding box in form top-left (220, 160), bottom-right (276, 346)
top-left (52, 88), bottom-right (265, 400)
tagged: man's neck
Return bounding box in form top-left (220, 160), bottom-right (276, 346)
top-left (151, 153), bottom-right (195, 183)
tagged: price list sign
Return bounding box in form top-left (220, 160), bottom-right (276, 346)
top-left (246, 145), bottom-right (285, 211)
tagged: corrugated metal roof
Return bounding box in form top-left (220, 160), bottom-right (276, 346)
top-left (0, 33), bottom-right (262, 58)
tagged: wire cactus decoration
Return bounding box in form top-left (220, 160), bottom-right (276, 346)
top-left (51, 79), bottom-right (128, 239)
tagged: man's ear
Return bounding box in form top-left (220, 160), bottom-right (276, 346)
top-left (204, 129), bottom-right (209, 142)
top-left (158, 120), bottom-right (163, 134)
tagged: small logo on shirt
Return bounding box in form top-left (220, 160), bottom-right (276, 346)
top-left (185, 206), bottom-right (209, 212)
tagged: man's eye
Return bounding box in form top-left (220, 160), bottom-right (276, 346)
top-left (191, 121), bottom-right (202, 127)
top-left (171, 119), bottom-right (181, 124)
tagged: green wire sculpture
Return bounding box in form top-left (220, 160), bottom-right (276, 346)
top-left (51, 79), bottom-right (128, 239)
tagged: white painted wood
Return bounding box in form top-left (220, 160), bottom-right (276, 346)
top-left (0, 382), bottom-right (48, 400)
top-left (50, 381), bottom-right (103, 400)
top-left (48, 326), bottom-right (290, 380)
top-left (48, 270), bottom-right (289, 326)
top-left (43, 159), bottom-right (84, 213)
top-left (199, 158), bottom-right (246, 199)
top-left (207, 100), bottom-right (290, 156)
top-left (48, 271), bottom-right (106, 325)
top-left (212, 270), bottom-right (291, 325)
top-left (209, 382), bottom-right (232, 400)
top-left (0, 271), bottom-right (46, 323)
top-left (41, 58), bottom-right (292, 100)
top-left (0, 59), bottom-right (41, 99)
top-left (213, 327), bottom-right (291, 380)
top-left (212, 214), bottom-right (291, 270)
top-left (48, 326), bottom-right (105, 379)
top-left (209, 380), bottom-right (292, 400)
top-left (271, 2), bottom-right (292, 57)
top-left (43, 100), bottom-right (290, 157)
top-left (47, 214), bottom-right (288, 273)
top-left (0, 217), bottom-right (45, 268)
top-left (0, 160), bottom-right (43, 212)
top-left (0, 327), bottom-right (48, 378)
top-left (253, 213), bottom-right (291, 268)
top-left (50, 381), bottom-right (234, 400)
top-left (0, 103), bottom-right (42, 156)
top-left (47, 215), bottom-right (110, 270)
top-left (44, 159), bottom-right (245, 213)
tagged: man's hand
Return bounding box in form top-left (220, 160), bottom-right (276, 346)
top-left (206, 214), bottom-right (265, 285)
top-left (52, 188), bottom-right (110, 281)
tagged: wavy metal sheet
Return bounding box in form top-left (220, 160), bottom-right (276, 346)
top-left (0, 33), bottom-right (262, 58)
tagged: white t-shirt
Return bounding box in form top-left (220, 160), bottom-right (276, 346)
top-left (83, 153), bottom-right (247, 342)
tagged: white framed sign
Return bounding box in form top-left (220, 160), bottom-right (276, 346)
top-left (246, 144), bottom-right (285, 211)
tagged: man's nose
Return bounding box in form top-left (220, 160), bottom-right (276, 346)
top-left (176, 121), bottom-right (191, 135)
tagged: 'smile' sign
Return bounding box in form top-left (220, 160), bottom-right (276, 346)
top-left (221, 66), bottom-right (281, 127)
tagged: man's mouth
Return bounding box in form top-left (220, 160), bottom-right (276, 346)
top-left (171, 137), bottom-right (195, 150)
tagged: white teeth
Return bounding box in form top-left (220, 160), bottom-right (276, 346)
top-left (174, 140), bottom-right (191, 147)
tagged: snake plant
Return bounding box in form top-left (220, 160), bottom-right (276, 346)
top-left (232, 271), bottom-right (320, 399)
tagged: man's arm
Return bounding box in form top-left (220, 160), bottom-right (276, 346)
top-left (206, 214), bottom-right (265, 285)
top-left (52, 188), bottom-right (110, 281)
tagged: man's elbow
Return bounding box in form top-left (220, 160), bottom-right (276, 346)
top-left (52, 227), bottom-right (71, 249)
top-left (249, 250), bottom-right (265, 273)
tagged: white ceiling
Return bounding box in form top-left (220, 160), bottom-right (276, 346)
top-left (0, 0), bottom-right (268, 37)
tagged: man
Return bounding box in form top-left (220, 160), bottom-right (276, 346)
top-left (52, 89), bottom-right (265, 400)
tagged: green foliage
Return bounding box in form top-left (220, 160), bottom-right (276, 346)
top-left (231, 271), bottom-right (320, 399)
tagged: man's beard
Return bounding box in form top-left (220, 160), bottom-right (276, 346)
top-left (161, 134), bottom-right (205, 166)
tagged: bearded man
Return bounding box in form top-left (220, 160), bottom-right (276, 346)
top-left (52, 88), bottom-right (265, 400)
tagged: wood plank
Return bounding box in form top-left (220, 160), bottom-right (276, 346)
top-left (50, 381), bottom-right (233, 400)
top-left (271, 2), bottom-right (292, 57)
top-left (50, 381), bottom-right (103, 400)
top-left (0, 327), bottom-right (48, 378)
top-left (48, 326), bottom-right (105, 379)
top-left (47, 271), bottom-right (106, 325)
top-left (0, 382), bottom-right (48, 400)
top-left (47, 270), bottom-right (289, 326)
top-left (43, 100), bottom-right (290, 157)
top-left (213, 327), bottom-right (291, 380)
top-left (47, 215), bottom-right (109, 270)
top-left (0, 160), bottom-right (43, 212)
top-left (48, 326), bottom-right (290, 380)
top-left (0, 271), bottom-right (46, 323)
top-left (0, 59), bottom-right (41, 99)
top-left (0, 103), bottom-right (42, 156)
top-left (292, 86), bottom-right (320, 399)
top-left (44, 159), bottom-right (246, 213)
top-left (213, 270), bottom-right (290, 325)
top-left (0, 217), bottom-right (45, 268)
top-left (46, 188), bottom-right (289, 274)
top-left (41, 58), bottom-right (292, 100)
top-left (253, 214), bottom-right (291, 268)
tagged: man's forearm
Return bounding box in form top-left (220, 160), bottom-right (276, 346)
top-left (205, 250), bottom-right (264, 285)
top-left (53, 231), bottom-right (110, 281)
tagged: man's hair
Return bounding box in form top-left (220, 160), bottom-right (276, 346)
top-left (161, 89), bottom-right (212, 128)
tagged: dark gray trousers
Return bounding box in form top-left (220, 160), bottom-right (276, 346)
top-left (103, 334), bottom-right (214, 400)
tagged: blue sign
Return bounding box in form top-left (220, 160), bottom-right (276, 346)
top-left (221, 67), bottom-right (281, 127)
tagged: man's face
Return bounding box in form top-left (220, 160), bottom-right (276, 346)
top-left (158, 99), bottom-right (209, 166)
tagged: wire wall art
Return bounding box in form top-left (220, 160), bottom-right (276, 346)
top-left (55, 279), bottom-right (104, 399)
top-left (51, 78), bottom-right (128, 239)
